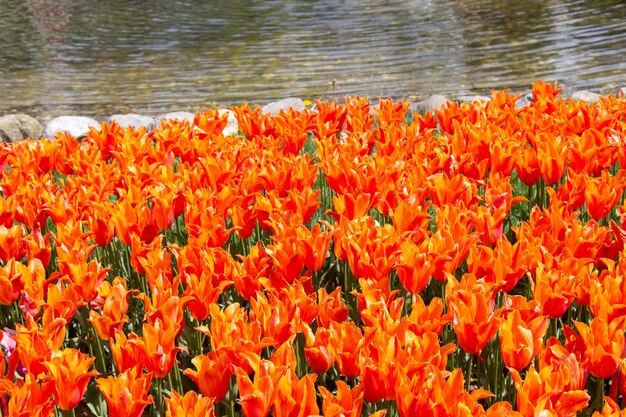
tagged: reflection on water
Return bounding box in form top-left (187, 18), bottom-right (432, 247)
top-left (0, 0), bottom-right (624, 120)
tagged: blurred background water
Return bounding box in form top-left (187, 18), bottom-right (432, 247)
top-left (0, 0), bottom-right (625, 121)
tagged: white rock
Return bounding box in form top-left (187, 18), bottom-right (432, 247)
top-left (43, 116), bottom-right (101, 139)
top-left (261, 98), bottom-right (305, 115)
top-left (571, 90), bottom-right (602, 103)
top-left (108, 114), bottom-right (155, 130)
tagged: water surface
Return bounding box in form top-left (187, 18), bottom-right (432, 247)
top-left (0, 0), bottom-right (625, 121)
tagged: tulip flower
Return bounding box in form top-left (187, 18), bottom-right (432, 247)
top-left (499, 310), bottom-right (548, 371)
top-left (319, 381), bottom-right (364, 417)
top-left (574, 316), bottom-right (625, 379)
top-left (303, 325), bottom-right (334, 373)
top-left (89, 277), bottom-right (134, 340)
top-left (5, 373), bottom-right (55, 417)
top-left (511, 365), bottom-right (590, 417)
top-left (234, 359), bottom-right (285, 417)
top-left (273, 369), bottom-right (319, 417)
top-left (165, 390), bottom-right (215, 417)
top-left (96, 366), bottom-right (153, 417)
top-left (317, 287), bottom-right (349, 328)
top-left (329, 321), bottom-right (364, 378)
top-left (183, 350), bottom-right (231, 403)
top-left (584, 170), bottom-right (625, 221)
top-left (446, 273), bottom-right (502, 355)
top-left (44, 348), bottom-right (99, 411)
top-left (139, 318), bottom-right (181, 379)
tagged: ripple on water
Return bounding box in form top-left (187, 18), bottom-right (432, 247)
top-left (0, 0), bottom-right (625, 119)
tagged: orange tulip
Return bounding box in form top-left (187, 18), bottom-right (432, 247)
top-left (395, 365), bottom-right (491, 417)
top-left (395, 238), bottom-right (436, 294)
top-left (0, 258), bottom-right (25, 306)
top-left (199, 303), bottom-right (273, 373)
top-left (304, 325), bottom-right (334, 373)
top-left (16, 257), bottom-right (48, 318)
top-left (467, 235), bottom-right (528, 292)
top-left (574, 316), bottom-right (625, 379)
top-left (329, 321), bottom-right (364, 378)
top-left (390, 196), bottom-right (431, 237)
top-left (96, 366), bottom-right (153, 417)
top-left (318, 381), bottom-right (364, 417)
top-left (584, 170), bottom-right (625, 221)
top-left (446, 273), bottom-right (502, 355)
top-left (511, 365), bottom-right (590, 417)
top-left (0, 224), bottom-right (26, 264)
top-left (44, 348), bottom-right (99, 411)
top-left (183, 349), bottom-right (231, 403)
top-left (515, 145), bottom-right (541, 186)
top-left (317, 287), bottom-right (349, 328)
top-left (229, 201), bottom-right (258, 239)
top-left (55, 242), bottom-right (109, 303)
top-left (273, 369), bottom-right (319, 417)
top-left (234, 359), bottom-right (285, 417)
top-left (406, 296), bottom-right (451, 336)
top-left (233, 242), bottom-right (270, 301)
top-left (250, 291), bottom-right (296, 346)
top-left (5, 373), bottom-right (55, 417)
top-left (428, 172), bottom-right (478, 207)
top-left (110, 330), bottom-right (148, 374)
top-left (140, 318), bottom-right (181, 379)
top-left (360, 328), bottom-right (398, 403)
top-left (137, 287), bottom-right (189, 335)
top-left (394, 331), bottom-right (456, 378)
top-left (499, 310), bottom-right (548, 371)
top-left (165, 390), bottom-right (215, 417)
top-left (14, 316), bottom-right (66, 377)
top-left (301, 223), bottom-right (333, 272)
top-left (89, 277), bottom-right (134, 340)
top-left (532, 263), bottom-right (575, 319)
top-left (180, 254), bottom-right (233, 322)
top-left (42, 280), bottom-right (85, 326)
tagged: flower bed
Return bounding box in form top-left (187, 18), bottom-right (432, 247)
top-left (1, 81), bottom-right (626, 417)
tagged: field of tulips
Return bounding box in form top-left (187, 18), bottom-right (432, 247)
top-left (1, 81), bottom-right (626, 417)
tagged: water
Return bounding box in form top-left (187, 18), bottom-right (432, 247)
top-left (0, 0), bottom-right (625, 121)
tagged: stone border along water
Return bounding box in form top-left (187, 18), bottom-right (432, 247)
top-left (1, 88), bottom-right (624, 143)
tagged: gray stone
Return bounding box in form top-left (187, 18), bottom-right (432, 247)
top-left (409, 94), bottom-right (449, 114)
top-left (515, 92), bottom-right (534, 109)
top-left (571, 90), bottom-right (602, 103)
top-left (153, 111), bottom-right (195, 129)
top-left (218, 109), bottom-right (239, 136)
top-left (43, 116), bottom-right (101, 139)
top-left (108, 114), bottom-right (154, 130)
top-left (261, 98), bottom-right (305, 115)
top-left (0, 114), bottom-right (44, 142)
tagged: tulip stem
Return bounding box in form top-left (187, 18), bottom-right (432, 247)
top-left (229, 375), bottom-right (236, 417)
top-left (154, 377), bottom-right (164, 417)
top-left (172, 358), bottom-right (184, 394)
top-left (595, 377), bottom-right (605, 412)
top-left (466, 353), bottom-right (473, 392)
top-left (90, 323), bottom-right (107, 375)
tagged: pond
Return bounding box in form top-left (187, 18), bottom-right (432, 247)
top-left (1, 0), bottom-right (625, 121)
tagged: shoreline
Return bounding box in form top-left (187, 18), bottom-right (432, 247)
top-left (1, 86), bottom-right (624, 143)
